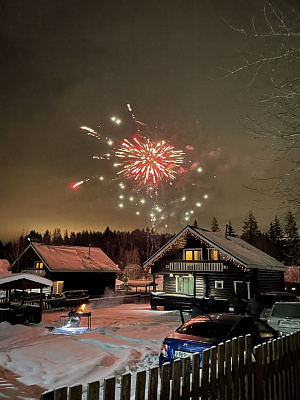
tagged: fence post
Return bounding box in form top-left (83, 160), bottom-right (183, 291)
top-left (40, 390), bottom-right (54, 400)
top-left (160, 362), bottom-right (171, 400)
top-left (182, 356), bottom-right (191, 400)
top-left (245, 334), bottom-right (252, 400)
top-left (54, 387), bottom-right (67, 400)
top-left (104, 376), bottom-right (115, 400)
top-left (238, 336), bottom-right (245, 400)
top-left (231, 338), bottom-right (239, 400)
top-left (210, 346), bottom-right (217, 400)
top-left (262, 342), bottom-right (269, 400)
top-left (192, 352), bottom-right (200, 400)
top-left (254, 346), bottom-right (263, 399)
top-left (172, 359), bottom-right (181, 400)
top-left (225, 340), bottom-right (232, 400)
top-left (148, 366), bottom-right (158, 400)
top-left (201, 349), bottom-right (210, 400)
top-left (69, 384), bottom-right (82, 400)
top-left (218, 342), bottom-right (225, 400)
top-left (120, 373), bottom-right (131, 400)
top-left (87, 381), bottom-right (100, 400)
top-left (135, 370), bottom-right (146, 400)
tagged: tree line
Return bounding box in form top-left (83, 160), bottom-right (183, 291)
top-left (0, 227), bottom-right (172, 270)
top-left (0, 209), bottom-right (299, 269)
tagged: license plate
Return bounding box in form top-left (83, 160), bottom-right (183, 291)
top-left (279, 320), bottom-right (299, 327)
top-left (174, 350), bottom-right (192, 359)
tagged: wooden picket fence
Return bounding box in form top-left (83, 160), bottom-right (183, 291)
top-left (40, 330), bottom-right (300, 400)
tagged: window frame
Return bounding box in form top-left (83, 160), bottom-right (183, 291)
top-left (184, 248), bottom-right (203, 261)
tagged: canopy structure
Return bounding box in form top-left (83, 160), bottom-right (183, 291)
top-left (0, 273), bottom-right (53, 290)
top-left (125, 280), bottom-right (157, 293)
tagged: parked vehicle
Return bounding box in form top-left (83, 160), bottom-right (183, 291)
top-left (150, 292), bottom-right (229, 313)
top-left (258, 291), bottom-right (298, 321)
top-left (268, 302), bottom-right (300, 334)
top-left (159, 313), bottom-right (279, 370)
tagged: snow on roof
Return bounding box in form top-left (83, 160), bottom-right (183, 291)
top-left (144, 225), bottom-right (286, 271)
top-left (32, 243), bottom-right (120, 273)
top-left (0, 273), bottom-right (53, 289)
top-left (0, 259), bottom-right (10, 274)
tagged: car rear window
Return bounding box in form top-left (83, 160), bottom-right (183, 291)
top-left (272, 303), bottom-right (300, 318)
top-left (176, 322), bottom-right (233, 339)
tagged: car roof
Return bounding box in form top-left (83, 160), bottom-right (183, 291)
top-left (273, 301), bottom-right (300, 305)
top-left (188, 313), bottom-right (256, 324)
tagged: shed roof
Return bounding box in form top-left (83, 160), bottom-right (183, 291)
top-left (34, 243), bottom-right (120, 272)
top-left (10, 243), bottom-right (120, 273)
top-left (143, 225), bottom-right (287, 271)
top-left (0, 273), bottom-right (53, 290)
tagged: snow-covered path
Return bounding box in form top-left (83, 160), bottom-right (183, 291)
top-left (0, 303), bottom-right (183, 399)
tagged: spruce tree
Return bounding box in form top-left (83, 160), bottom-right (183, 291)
top-left (211, 217), bottom-right (220, 232)
top-left (241, 210), bottom-right (260, 245)
top-left (284, 211), bottom-right (300, 265)
top-left (227, 220), bottom-right (236, 236)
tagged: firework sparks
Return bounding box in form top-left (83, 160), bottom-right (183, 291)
top-left (73, 105), bottom-right (218, 230)
top-left (115, 136), bottom-right (184, 190)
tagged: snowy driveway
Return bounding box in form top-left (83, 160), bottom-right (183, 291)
top-left (0, 303), bottom-right (183, 399)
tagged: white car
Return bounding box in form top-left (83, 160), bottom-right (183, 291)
top-left (268, 302), bottom-right (300, 334)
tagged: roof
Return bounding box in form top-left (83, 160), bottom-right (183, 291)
top-left (0, 273), bottom-right (53, 290)
top-left (143, 225), bottom-right (286, 271)
top-left (0, 259), bottom-right (10, 274)
top-left (11, 243), bottom-right (120, 273)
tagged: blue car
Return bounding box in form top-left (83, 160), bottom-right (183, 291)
top-left (159, 313), bottom-right (278, 369)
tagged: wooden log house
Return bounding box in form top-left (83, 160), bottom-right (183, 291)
top-left (143, 225), bottom-right (287, 303)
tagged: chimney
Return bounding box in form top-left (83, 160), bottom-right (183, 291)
top-left (225, 224), bottom-right (228, 239)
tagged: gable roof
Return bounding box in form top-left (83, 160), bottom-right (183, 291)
top-left (143, 225), bottom-right (286, 271)
top-left (0, 273), bottom-right (53, 290)
top-left (11, 243), bottom-right (120, 273)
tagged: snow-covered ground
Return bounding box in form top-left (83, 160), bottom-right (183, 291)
top-left (0, 302), bottom-right (184, 399)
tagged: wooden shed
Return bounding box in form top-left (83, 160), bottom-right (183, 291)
top-left (9, 242), bottom-right (120, 296)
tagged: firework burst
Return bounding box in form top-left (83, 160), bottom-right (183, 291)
top-left (115, 136), bottom-right (184, 190)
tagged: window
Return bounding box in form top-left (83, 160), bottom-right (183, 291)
top-left (234, 281), bottom-right (250, 300)
top-left (176, 275), bottom-right (194, 295)
top-left (215, 280), bottom-right (224, 289)
top-left (208, 248), bottom-right (219, 260)
top-left (184, 249), bottom-right (202, 260)
top-left (34, 262), bottom-right (44, 269)
top-left (53, 281), bottom-right (64, 295)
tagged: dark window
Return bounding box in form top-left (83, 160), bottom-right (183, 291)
top-left (272, 303), bottom-right (300, 318)
top-left (176, 321), bottom-right (233, 339)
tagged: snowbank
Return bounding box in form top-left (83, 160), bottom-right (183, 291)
top-left (0, 304), bottom-right (183, 399)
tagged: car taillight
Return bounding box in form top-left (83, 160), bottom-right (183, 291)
top-left (161, 343), bottom-right (169, 357)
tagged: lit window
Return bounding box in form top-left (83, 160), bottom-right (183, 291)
top-left (53, 281), bottom-right (64, 295)
top-left (208, 249), bottom-right (219, 260)
top-left (34, 262), bottom-right (44, 269)
top-left (184, 249), bottom-right (202, 260)
top-left (176, 275), bottom-right (194, 295)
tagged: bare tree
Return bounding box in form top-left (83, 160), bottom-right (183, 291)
top-left (226, 1), bottom-right (300, 218)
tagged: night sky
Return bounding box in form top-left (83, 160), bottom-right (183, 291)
top-left (0, 0), bottom-right (292, 243)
